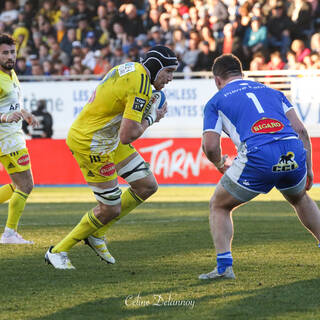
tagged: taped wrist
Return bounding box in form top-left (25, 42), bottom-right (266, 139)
top-left (0, 114), bottom-right (7, 123)
top-left (145, 115), bottom-right (155, 126)
top-left (215, 158), bottom-right (225, 169)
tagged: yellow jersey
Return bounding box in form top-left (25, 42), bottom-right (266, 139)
top-left (67, 62), bottom-right (152, 155)
top-left (0, 69), bottom-right (25, 155)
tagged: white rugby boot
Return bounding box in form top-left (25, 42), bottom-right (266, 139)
top-left (45, 246), bottom-right (75, 269)
top-left (0, 228), bottom-right (33, 244)
top-left (84, 235), bottom-right (115, 264)
top-left (199, 266), bottom-right (236, 280)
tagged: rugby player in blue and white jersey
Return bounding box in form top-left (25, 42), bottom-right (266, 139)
top-left (0, 34), bottom-right (38, 244)
top-left (200, 54), bottom-right (320, 280)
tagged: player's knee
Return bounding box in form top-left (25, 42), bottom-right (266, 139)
top-left (17, 181), bottom-right (34, 195)
top-left (99, 203), bottom-right (121, 220)
top-left (132, 179), bottom-right (158, 200)
top-left (144, 180), bottom-right (158, 197)
top-left (25, 184), bottom-right (33, 195)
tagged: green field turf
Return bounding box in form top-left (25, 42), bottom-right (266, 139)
top-left (0, 187), bottom-right (320, 320)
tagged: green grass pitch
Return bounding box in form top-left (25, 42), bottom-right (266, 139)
top-left (0, 187), bottom-right (320, 320)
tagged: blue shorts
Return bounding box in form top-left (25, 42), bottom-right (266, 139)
top-left (224, 138), bottom-right (307, 200)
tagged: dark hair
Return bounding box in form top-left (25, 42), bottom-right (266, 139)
top-left (212, 54), bottom-right (243, 79)
top-left (37, 99), bottom-right (46, 110)
top-left (0, 33), bottom-right (15, 46)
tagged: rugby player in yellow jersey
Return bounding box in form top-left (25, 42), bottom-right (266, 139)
top-left (45, 45), bottom-right (178, 269)
top-left (0, 34), bottom-right (38, 244)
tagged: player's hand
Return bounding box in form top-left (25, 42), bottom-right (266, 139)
top-left (216, 155), bottom-right (229, 174)
top-left (21, 109), bottom-right (39, 128)
top-left (306, 170), bottom-right (314, 191)
top-left (144, 100), bottom-right (167, 126)
top-left (6, 111), bottom-right (23, 123)
top-left (155, 102), bottom-right (167, 122)
top-left (218, 163), bottom-right (230, 174)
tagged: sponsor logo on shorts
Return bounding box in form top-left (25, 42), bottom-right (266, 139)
top-left (132, 97), bottom-right (146, 112)
top-left (87, 170), bottom-right (95, 177)
top-left (251, 118), bottom-right (284, 134)
top-left (7, 162), bottom-right (15, 169)
top-left (17, 155), bottom-right (30, 166)
top-left (99, 163), bottom-right (116, 176)
top-left (272, 152), bottom-right (298, 172)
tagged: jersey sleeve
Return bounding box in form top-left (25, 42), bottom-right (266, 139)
top-left (203, 100), bottom-right (222, 135)
top-left (0, 82), bottom-right (4, 98)
top-left (123, 71), bottom-right (152, 123)
top-left (280, 91), bottom-right (293, 113)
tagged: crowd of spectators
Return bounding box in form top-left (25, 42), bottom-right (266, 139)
top-left (2, 0), bottom-right (320, 77)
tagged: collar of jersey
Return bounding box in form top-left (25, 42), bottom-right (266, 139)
top-left (228, 78), bottom-right (244, 84)
top-left (0, 69), bottom-right (13, 79)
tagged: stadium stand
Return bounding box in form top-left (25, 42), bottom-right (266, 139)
top-left (1, 0), bottom-right (320, 76)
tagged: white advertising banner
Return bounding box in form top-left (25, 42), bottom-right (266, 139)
top-left (21, 81), bottom-right (97, 139)
top-left (21, 77), bottom-right (320, 139)
top-left (291, 77), bottom-right (320, 137)
top-left (145, 79), bottom-right (216, 138)
top-left (21, 79), bottom-right (216, 139)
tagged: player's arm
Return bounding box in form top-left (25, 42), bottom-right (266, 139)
top-left (120, 73), bottom-right (167, 144)
top-left (20, 109), bottom-right (39, 128)
top-left (202, 131), bottom-right (228, 174)
top-left (202, 101), bottom-right (229, 173)
top-left (0, 111), bottom-right (22, 123)
top-left (286, 108), bottom-right (313, 190)
top-left (0, 108), bottom-right (38, 126)
top-left (120, 118), bottom-right (149, 144)
top-left (120, 105), bottom-right (167, 144)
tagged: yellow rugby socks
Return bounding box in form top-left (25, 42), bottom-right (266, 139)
top-left (93, 188), bottom-right (143, 238)
top-left (0, 184), bottom-right (15, 203)
top-left (52, 210), bottom-right (103, 253)
top-left (6, 190), bottom-right (28, 230)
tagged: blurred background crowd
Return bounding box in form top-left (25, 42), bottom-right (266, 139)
top-left (2, 0), bottom-right (320, 76)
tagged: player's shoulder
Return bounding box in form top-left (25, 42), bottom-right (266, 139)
top-left (120, 62), bottom-right (151, 97)
top-left (204, 92), bottom-right (219, 112)
top-left (115, 62), bottom-right (146, 78)
top-left (0, 70), bottom-right (16, 93)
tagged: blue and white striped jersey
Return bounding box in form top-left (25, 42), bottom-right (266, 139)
top-left (203, 79), bottom-right (298, 151)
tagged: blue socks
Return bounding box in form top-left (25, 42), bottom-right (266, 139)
top-left (217, 251), bottom-right (233, 274)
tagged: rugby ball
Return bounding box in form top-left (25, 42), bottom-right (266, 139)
top-left (149, 90), bottom-right (166, 109)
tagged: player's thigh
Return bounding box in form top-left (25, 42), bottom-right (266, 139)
top-left (0, 149), bottom-right (34, 191)
top-left (210, 179), bottom-right (245, 211)
top-left (115, 142), bottom-right (153, 183)
top-left (219, 174), bottom-right (259, 205)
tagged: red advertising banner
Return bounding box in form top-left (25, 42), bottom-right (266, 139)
top-left (0, 138), bottom-right (319, 185)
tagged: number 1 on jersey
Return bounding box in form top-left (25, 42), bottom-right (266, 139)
top-left (246, 92), bottom-right (265, 113)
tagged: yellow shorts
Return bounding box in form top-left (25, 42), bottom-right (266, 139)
top-left (0, 148), bottom-right (31, 174)
top-left (71, 142), bottom-right (137, 183)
